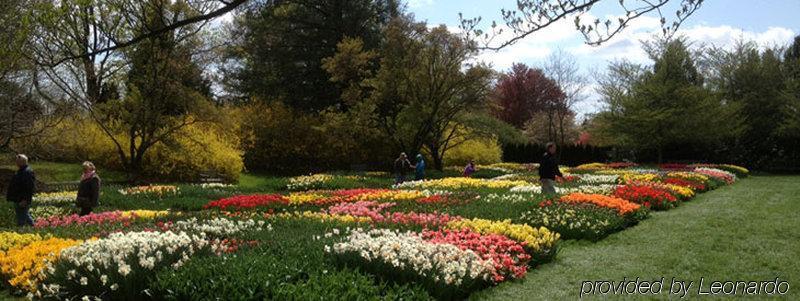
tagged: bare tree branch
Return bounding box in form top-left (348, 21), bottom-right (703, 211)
top-left (40, 0), bottom-right (246, 67)
top-left (460, 0), bottom-right (704, 50)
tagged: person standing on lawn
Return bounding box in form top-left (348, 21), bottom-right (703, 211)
top-left (539, 142), bottom-right (563, 195)
top-left (76, 161), bottom-right (101, 216)
top-left (414, 154), bottom-right (426, 180)
top-left (6, 154), bottom-right (35, 226)
top-left (394, 152), bottom-right (412, 184)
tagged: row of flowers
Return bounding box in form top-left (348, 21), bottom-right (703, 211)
top-left (287, 189), bottom-right (447, 205)
top-left (204, 190), bottom-right (465, 211)
top-left (286, 174), bottom-right (367, 191)
top-left (520, 202), bottom-right (627, 241)
top-left (445, 218), bottom-right (559, 261)
top-left (34, 210), bottom-right (173, 228)
top-left (279, 201), bottom-right (461, 228)
top-left (509, 184), bottom-right (619, 195)
top-left (394, 178), bottom-right (529, 190)
top-left (118, 185), bottom-right (180, 197)
top-left (32, 191), bottom-right (77, 206)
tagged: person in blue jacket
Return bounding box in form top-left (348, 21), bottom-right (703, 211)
top-left (414, 154), bottom-right (426, 180)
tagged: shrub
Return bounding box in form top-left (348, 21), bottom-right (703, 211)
top-left (144, 118), bottom-right (244, 181)
top-left (241, 101), bottom-right (392, 174)
top-left (442, 135), bottom-right (502, 167)
top-left (14, 113), bottom-right (244, 181)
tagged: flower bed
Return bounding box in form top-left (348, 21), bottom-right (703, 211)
top-left (666, 171), bottom-right (711, 185)
top-left (445, 218), bottom-right (559, 262)
top-left (559, 193), bottom-right (642, 215)
top-left (286, 189), bottom-right (448, 205)
top-left (421, 229), bottom-right (531, 282)
top-left (0, 232), bottom-right (44, 252)
top-left (394, 178), bottom-right (529, 190)
top-left (577, 174), bottom-right (620, 184)
top-left (510, 184), bottom-right (619, 195)
top-left (119, 185), bottom-right (179, 197)
top-left (34, 210), bottom-right (171, 228)
top-left (157, 217), bottom-right (269, 237)
top-left (0, 237), bottom-right (82, 293)
top-left (520, 202), bottom-right (626, 241)
top-left (30, 205), bottom-right (74, 218)
top-left (612, 184), bottom-right (679, 210)
top-left (39, 231), bottom-right (210, 300)
top-left (33, 191), bottom-right (77, 205)
top-left (204, 194), bottom-right (288, 210)
top-left (286, 174), bottom-right (335, 191)
top-left (196, 183), bottom-right (235, 189)
top-left (664, 177), bottom-right (707, 191)
top-left (0, 161), bottom-right (747, 299)
top-left (329, 228), bottom-right (495, 299)
top-left (694, 167), bottom-right (736, 184)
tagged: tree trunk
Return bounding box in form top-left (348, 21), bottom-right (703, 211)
top-left (558, 113), bottom-right (566, 146)
top-left (428, 144), bottom-right (444, 171)
top-left (657, 147), bottom-right (663, 164)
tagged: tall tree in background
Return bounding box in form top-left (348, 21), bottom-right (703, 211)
top-left (325, 18), bottom-right (495, 170)
top-left (0, 0), bottom-right (65, 152)
top-left (544, 49), bottom-right (587, 145)
top-left (93, 0), bottom-right (215, 177)
top-left (705, 39), bottom-right (798, 167)
top-left (229, 0), bottom-right (399, 110)
top-left (781, 36), bottom-right (800, 143)
top-left (593, 38), bottom-right (731, 162)
top-left (491, 64), bottom-right (564, 129)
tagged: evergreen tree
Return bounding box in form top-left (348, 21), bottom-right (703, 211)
top-left (229, 0), bottom-right (399, 110)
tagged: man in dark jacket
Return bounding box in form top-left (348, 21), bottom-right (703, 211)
top-left (394, 152), bottom-right (412, 184)
top-left (538, 142), bottom-right (563, 195)
top-left (6, 154), bottom-right (35, 226)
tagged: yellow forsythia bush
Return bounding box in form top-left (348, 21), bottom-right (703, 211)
top-left (144, 118), bottom-right (244, 181)
top-left (14, 112), bottom-right (244, 181)
top-left (442, 130), bottom-right (502, 166)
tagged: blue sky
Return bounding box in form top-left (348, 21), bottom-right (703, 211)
top-left (408, 0), bottom-right (800, 115)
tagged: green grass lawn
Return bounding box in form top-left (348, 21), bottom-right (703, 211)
top-left (475, 175), bottom-right (800, 300)
top-left (1, 161), bottom-right (128, 183)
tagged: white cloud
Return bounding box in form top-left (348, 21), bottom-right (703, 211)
top-left (408, 0), bottom-right (435, 9)
top-left (471, 13), bottom-right (580, 70)
top-left (681, 25), bottom-right (796, 50)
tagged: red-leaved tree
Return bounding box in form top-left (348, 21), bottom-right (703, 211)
top-left (491, 63), bottom-right (566, 130)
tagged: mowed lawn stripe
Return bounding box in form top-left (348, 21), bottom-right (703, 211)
top-left (476, 175), bottom-right (800, 300)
